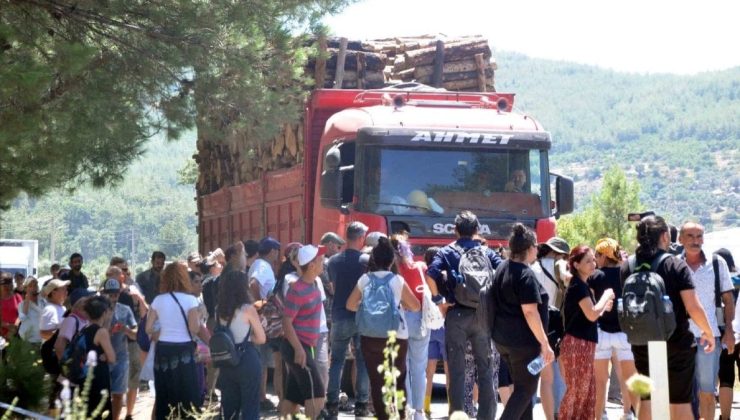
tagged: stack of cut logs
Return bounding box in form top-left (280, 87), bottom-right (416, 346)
top-left (309, 34), bottom-right (496, 91)
top-left (196, 35), bottom-right (496, 196)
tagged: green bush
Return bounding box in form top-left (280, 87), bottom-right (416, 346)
top-left (0, 338), bottom-right (48, 412)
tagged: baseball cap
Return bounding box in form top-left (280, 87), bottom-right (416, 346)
top-left (41, 279), bottom-right (71, 298)
top-left (70, 288), bottom-right (95, 306)
top-left (297, 245), bottom-right (327, 266)
top-left (715, 248), bottom-right (736, 273)
top-left (258, 236), bottom-right (281, 254)
top-left (362, 231), bottom-right (387, 253)
top-left (543, 237), bottom-right (570, 255)
top-left (320, 232), bottom-right (346, 246)
top-left (101, 278), bottom-right (122, 293)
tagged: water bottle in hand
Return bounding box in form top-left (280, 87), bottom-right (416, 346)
top-left (527, 354), bottom-right (546, 375)
top-left (662, 295), bottom-right (673, 313)
top-left (617, 298), bottom-right (624, 313)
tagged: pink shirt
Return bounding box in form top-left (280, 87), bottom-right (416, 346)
top-left (0, 294), bottom-right (22, 338)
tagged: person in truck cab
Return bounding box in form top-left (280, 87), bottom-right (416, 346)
top-left (504, 168), bottom-right (527, 193)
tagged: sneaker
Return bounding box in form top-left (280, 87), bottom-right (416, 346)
top-left (259, 399), bottom-right (277, 412)
top-left (412, 410), bottom-right (425, 420)
top-left (325, 402), bottom-right (339, 419)
top-left (620, 414), bottom-right (635, 420)
top-left (354, 401), bottom-right (372, 417)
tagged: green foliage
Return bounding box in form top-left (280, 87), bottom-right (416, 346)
top-left (557, 167), bottom-right (643, 250)
top-left (0, 0), bottom-right (353, 209)
top-left (0, 338), bottom-right (47, 411)
top-left (496, 52), bottom-right (740, 229)
top-left (0, 133), bottom-right (198, 282)
top-left (379, 331), bottom-right (405, 420)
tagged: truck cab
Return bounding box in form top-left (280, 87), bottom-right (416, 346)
top-left (312, 89), bottom-right (573, 251)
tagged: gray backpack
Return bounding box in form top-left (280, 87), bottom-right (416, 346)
top-left (618, 253), bottom-right (676, 345)
top-left (448, 244), bottom-right (494, 309)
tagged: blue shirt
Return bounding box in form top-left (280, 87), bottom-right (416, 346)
top-left (427, 238), bottom-right (502, 305)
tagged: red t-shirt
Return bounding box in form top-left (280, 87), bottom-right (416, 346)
top-left (0, 293), bottom-right (23, 338)
top-left (398, 261), bottom-right (427, 303)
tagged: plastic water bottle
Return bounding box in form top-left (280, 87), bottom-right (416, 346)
top-left (527, 355), bottom-right (546, 375)
top-left (662, 295), bottom-right (673, 313)
top-left (617, 298), bottom-right (624, 313)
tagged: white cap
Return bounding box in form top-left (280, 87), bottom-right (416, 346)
top-left (296, 245), bottom-right (327, 266)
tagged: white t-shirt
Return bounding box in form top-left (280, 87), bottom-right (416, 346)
top-left (151, 292), bottom-right (199, 343)
top-left (18, 300), bottom-right (43, 343)
top-left (531, 258), bottom-right (559, 307)
top-left (40, 302), bottom-right (66, 332)
top-left (249, 259), bottom-right (276, 299)
top-left (284, 273), bottom-right (328, 333)
top-left (356, 271), bottom-right (408, 339)
top-left (685, 254), bottom-right (733, 337)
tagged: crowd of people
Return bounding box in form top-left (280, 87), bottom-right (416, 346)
top-left (0, 210), bottom-right (739, 420)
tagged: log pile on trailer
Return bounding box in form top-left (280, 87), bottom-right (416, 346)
top-left (195, 34), bottom-right (497, 197)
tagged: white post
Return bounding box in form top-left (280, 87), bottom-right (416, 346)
top-left (648, 341), bottom-right (670, 419)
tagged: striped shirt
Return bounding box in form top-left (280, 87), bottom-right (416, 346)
top-left (283, 277), bottom-right (322, 347)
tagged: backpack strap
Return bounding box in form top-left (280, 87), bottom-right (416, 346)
top-left (538, 260), bottom-right (559, 289)
top-left (170, 292), bottom-right (194, 342)
top-left (713, 254), bottom-right (722, 308)
top-left (650, 252), bottom-right (672, 273)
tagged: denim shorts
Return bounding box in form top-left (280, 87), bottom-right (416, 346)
top-left (695, 337), bottom-right (721, 392)
top-left (428, 328), bottom-right (446, 361)
top-left (110, 357), bottom-right (129, 394)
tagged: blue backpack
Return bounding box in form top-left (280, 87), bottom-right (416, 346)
top-left (61, 326), bottom-right (93, 386)
top-left (356, 273), bottom-right (400, 338)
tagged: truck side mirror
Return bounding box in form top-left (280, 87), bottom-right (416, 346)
top-left (320, 146), bottom-right (343, 209)
top-left (553, 174), bottom-right (574, 217)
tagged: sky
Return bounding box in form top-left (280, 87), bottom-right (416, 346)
top-left (323, 0), bottom-right (740, 75)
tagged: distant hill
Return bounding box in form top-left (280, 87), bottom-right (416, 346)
top-left (494, 50), bottom-right (740, 228)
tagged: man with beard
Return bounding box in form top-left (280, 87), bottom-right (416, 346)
top-left (60, 253), bottom-right (88, 292)
top-left (136, 251), bottom-right (166, 305)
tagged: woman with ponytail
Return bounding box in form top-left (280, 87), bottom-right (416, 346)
top-left (619, 215), bottom-right (715, 419)
top-left (491, 223), bottom-right (553, 419)
top-left (558, 245), bottom-right (614, 420)
top-left (347, 236), bottom-right (421, 420)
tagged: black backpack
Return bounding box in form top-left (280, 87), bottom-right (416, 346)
top-left (447, 244), bottom-right (494, 309)
top-left (209, 316), bottom-right (249, 368)
top-left (618, 253), bottom-right (676, 345)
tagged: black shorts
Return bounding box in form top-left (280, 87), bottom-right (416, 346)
top-left (718, 346), bottom-right (740, 388)
top-left (280, 340), bottom-right (325, 404)
top-left (498, 357), bottom-right (513, 388)
top-left (632, 343), bottom-right (696, 404)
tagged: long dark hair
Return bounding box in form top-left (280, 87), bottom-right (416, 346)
top-left (217, 270), bottom-right (252, 321)
top-left (635, 215), bottom-right (669, 261)
top-left (371, 237), bottom-right (396, 271)
top-left (508, 223), bottom-right (537, 260)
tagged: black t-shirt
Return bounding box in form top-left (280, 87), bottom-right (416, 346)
top-left (620, 251), bottom-right (695, 348)
top-left (588, 267), bottom-right (622, 333)
top-left (491, 260), bottom-right (548, 348)
top-left (563, 277), bottom-right (598, 342)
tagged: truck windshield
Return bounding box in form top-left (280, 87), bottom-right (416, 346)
top-left (356, 147), bottom-right (546, 218)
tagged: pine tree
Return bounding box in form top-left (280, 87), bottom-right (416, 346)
top-left (0, 0), bottom-right (350, 209)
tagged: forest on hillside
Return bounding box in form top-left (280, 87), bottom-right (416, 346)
top-left (495, 51), bottom-right (740, 228)
top-left (1, 51), bottom-right (738, 279)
